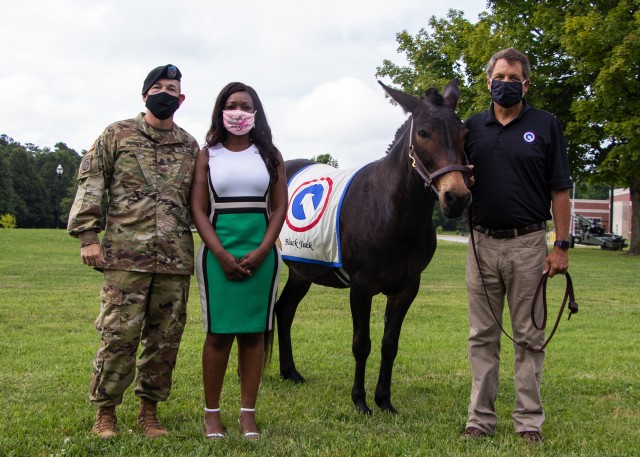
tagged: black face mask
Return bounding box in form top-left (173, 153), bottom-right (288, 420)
top-left (490, 79), bottom-right (524, 108)
top-left (145, 92), bottom-right (180, 120)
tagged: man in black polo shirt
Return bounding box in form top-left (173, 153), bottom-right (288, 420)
top-left (461, 48), bottom-right (572, 445)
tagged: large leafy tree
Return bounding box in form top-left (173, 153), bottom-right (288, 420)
top-left (4, 147), bottom-right (50, 228)
top-left (377, 0), bottom-right (640, 254)
top-left (0, 154), bottom-right (17, 216)
top-left (563, 1), bottom-right (640, 253)
top-left (0, 135), bottom-right (81, 228)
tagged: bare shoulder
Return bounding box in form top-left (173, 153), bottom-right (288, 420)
top-left (192, 148), bottom-right (211, 181)
top-left (196, 147), bottom-right (210, 163)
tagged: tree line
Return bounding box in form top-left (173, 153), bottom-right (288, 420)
top-left (0, 130), bottom-right (611, 231)
top-left (0, 134), bottom-right (81, 228)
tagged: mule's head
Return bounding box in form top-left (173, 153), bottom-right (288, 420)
top-left (379, 79), bottom-right (471, 218)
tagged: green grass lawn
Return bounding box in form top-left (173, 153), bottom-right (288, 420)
top-left (0, 229), bottom-right (638, 456)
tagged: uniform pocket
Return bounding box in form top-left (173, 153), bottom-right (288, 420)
top-left (172, 278), bottom-right (189, 329)
top-left (89, 357), bottom-right (104, 398)
top-left (97, 282), bottom-right (125, 340)
top-left (168, 151), bottom-right (195, 190)
top-left (116, 149), bottom-right (153, 189)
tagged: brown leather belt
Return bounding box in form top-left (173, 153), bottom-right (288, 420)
top-left (473, 222), bottom-right (546, 239)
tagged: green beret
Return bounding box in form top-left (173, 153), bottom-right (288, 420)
top-left (142, 64), bottom-right (182, 95)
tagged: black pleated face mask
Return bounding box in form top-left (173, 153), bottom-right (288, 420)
top-left (145, 92), bottom-right (180, 120)
top-left (490, 79), bottom-right (525, 108)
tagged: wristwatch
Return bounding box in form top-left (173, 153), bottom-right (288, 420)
top-left (554, 239), bottom-right (570, 250)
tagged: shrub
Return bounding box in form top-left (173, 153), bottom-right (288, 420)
top-left (0, 213), bottom-right (17, 228)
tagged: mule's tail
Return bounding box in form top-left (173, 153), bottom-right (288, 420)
top-left (263, 326), bottom-right (275, 370)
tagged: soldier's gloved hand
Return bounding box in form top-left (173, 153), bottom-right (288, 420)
top-left (81, 243), bottom-right (105, 268)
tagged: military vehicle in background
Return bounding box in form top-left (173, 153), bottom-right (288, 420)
top-left (571, 214), bottom-right (628, 250)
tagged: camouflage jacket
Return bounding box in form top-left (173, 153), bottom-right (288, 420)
top-left (68, 113), bottom-right (199, 274)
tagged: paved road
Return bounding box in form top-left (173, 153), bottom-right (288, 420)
top-left (438, 234), bottom-right (583, 248)
top-left (437, 235), bottom-right (469, 244)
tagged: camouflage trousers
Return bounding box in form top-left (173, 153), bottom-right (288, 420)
top-left (90, 270), bottom-right (190, 407)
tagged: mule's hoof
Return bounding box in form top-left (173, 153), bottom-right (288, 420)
top-left (376, 398), bottom-right (398, 414)
top-left (280, 369), bottom-right (306, 384)
top-left (380, 405), bottom-right (398, 414)
top-left (354, 402), bottom-right (373, 415)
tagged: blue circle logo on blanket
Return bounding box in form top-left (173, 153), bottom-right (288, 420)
top-left (286, 177), bottom-right (333, 232)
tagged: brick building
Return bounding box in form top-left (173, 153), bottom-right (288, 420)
top-left (570, 188), bottom-right (632, 243)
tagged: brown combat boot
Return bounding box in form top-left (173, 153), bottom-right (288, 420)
top-left (92, 406), bottom-right (117, 439)
top-left (137, 398), bottom-right (169, 438)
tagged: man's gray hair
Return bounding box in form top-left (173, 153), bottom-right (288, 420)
top-left (485, 48), bottom-right (531, 80)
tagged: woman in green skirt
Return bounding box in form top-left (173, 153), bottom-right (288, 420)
top-left (191, 82), bottom-right (287, 440)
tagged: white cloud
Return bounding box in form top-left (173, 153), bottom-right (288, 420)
top-left (268, 77), bottom-right (407, 168)
top-left (1, 0), bottom-right (487, 163)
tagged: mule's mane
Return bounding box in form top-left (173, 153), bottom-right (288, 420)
top-left (385, 116), bottom-right (412, 155)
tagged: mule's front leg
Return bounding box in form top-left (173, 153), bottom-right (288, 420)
top-left (375, 278), bottom-right (420, 414)
top-left (275, 272), bottom-right (312, 384)
top-left (350, 285), bottom-right (373, 414)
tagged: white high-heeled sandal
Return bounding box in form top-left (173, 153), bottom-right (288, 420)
top-left (239, 407), bottom-right (260, 440)
top-left (204, 407), bottom-right (225, 440)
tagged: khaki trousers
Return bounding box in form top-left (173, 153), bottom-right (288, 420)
top-left (465, 230), bottom-right (547, 434)
top-left (90, 270), bottom-right (190, 407)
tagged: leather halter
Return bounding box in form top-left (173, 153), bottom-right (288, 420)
top-left (407, 118), bottom-right (472, 198)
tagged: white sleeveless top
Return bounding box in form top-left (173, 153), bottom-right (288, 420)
top-left (207, 143), bottom-right (270, 198)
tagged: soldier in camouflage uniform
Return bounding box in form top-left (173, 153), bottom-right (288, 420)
top-left (67, 64), bottom-right (199, 439)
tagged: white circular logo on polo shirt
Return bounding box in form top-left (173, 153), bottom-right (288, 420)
top-left (523, 131), bottom-right (536, 143)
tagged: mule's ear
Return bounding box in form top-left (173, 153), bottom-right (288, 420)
top-left (378, 81), bottom-right (419, 113)
top-left (442, 78), bottom-right (460, 109)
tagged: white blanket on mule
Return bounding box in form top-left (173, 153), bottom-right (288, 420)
top-left (279, 163), bottom-right (365, 267)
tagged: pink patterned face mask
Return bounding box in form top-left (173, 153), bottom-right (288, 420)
top-left (222, 109), bottom-right (256, 136)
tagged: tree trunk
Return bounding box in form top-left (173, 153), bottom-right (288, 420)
top-left (628, 176), bottom-right (640, 255)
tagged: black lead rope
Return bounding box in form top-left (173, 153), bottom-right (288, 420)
top-left (468, 210), bottom-right (579, 353)
top-left (530, 271), bottom-right (579, 351)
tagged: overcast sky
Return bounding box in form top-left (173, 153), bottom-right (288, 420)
top-left (1, 0), bottom-right (487, 170)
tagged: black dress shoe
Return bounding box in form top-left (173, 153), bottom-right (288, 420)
top-left (518, 430), bottom-right (543, 445)
top-left (461, 426), bottom-right (488, 439)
